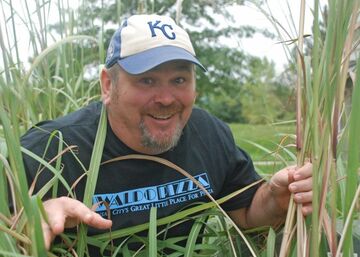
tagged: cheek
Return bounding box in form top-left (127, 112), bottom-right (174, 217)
top-left (182, 90), bottom-right (197, 108)
top-left (110, 88), bottom-right (149, 118)
top-left (178, 90), bottom-right (196, 121)
top-left (110, 87), bottom-right (133, 107)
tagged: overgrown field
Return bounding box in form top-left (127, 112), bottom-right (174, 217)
top-left (0, 0), bottom-right (359, 256)
top-left (230, 123), bottom-right (296, 175)
top-left (230, 123), bottom-right (295, 160)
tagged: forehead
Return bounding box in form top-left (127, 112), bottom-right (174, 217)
top-left (147, 60), bottom-right (195, 73)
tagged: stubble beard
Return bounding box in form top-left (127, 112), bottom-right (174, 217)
top-left (139, 118), bottom-right (183, 154)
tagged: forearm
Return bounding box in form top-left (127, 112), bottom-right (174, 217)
top-left (244, 182), bottom-right (288, 228)
top-left (228, 182), bottom-right (289, 229)
top-left (228, 163), bottom-right (313, 229)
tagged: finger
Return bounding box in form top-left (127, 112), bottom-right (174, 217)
top-left (286, 165), bottom-right (297, 185)
top-left (56, 198), bottom-right (112, 230)
top-left (43, 199), bottom-right (67, 235)
top-left (289, 177), bottom-right (313, 193)
top-left (270, 165), bottom-right (297, 189)
top-left (41, 221), bottom-right (55, 250)
top-left (293, 190), bottom-right (312, 204)
top-left (301, 203), bottom-right (312, 216)
top-left (293, 162), bottom-right (312, 181)
top-left (44, 197), bottom-right (112, 232)
top-left (82, 212), bottom-right (113, 230)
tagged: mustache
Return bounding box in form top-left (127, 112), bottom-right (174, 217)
top-left (146, 103), bottom-right (183, 115)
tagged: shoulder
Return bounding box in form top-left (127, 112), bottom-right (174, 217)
top-left (187, 107), bottom-right (233, 139)
top-left (21, 101), bottom-right (102, 148)
top-left (181, 107), bottom-right (237, 160)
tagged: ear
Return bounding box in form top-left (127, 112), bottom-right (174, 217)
top-left (100, 68), bottom-right (112, 105)
top-left (194, 91), bottom-right (198, 103)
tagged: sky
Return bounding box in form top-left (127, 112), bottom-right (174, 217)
top-left (0, 0), bottom-right (315, 73)
top-left (226, 0), bottom-right (314, 71)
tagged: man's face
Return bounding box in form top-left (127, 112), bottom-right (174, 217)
top-left (104, 60), bottom-right (197, 155)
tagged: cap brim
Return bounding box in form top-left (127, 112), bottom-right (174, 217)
top-left (117, 45), bottom-right (206, 74)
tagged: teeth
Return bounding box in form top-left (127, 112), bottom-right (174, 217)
top-left (151, 114), bottom-right (172, 120)
top-left (155, 116), bottom-right (170, 120)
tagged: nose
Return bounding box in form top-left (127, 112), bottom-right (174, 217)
top-left (153, 86), bottom-right (175, 106)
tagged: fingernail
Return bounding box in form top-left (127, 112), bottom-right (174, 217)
top-left (303, 207), bottom-right (311, 216)
top-left (289, 184), bottom-right (296, 191)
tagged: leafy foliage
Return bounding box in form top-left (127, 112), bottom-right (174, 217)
top-left (47, 0), bottom-right (293, 123)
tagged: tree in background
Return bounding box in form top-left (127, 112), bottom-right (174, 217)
top-left (46, 0), bottom-right (295, 123)
top-left (240, 57), bottom-right (295, 124)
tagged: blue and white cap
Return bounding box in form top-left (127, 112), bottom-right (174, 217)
top-left (105, 14), bottom-right (206, 74)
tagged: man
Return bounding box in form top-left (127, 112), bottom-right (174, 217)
top-left (21, 14), bottom-right (312, 254)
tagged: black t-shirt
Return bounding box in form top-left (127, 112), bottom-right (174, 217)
top-left (21, 101), bottom-right (262, 254)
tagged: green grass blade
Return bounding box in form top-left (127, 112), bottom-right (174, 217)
top-left (184, 216), bottom-right (207, 257)
top-left (82, 104), bottom-right (107, 205)
top-left (0, 222), bottom-right (30, 245)
top-left (0, 250), bottom-right (30, 257)
top-left (30, 195), bottom-right (47, 256)
top-left (22, 35), bottom-right (98, 87)
top-left (77, 104), bottom-right (107, 257)
top-left (0, 140), bottom-right (10, 216)
top-left (0, 101), bottom-right (32, 218)
top-left (266, 227), bottom-right (276, 257)
top-left (21, 147), bottom-right (74, 198)
top-left (342, 53), bottom-right (360, 257)
top-left (148, 207), bottom-right (157, 257)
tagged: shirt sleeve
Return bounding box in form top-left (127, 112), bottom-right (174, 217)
top-left (219, 144), bottom-right (264, 211)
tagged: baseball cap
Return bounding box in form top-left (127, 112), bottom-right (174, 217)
top-left (105, 14), bottom-right (206, 74)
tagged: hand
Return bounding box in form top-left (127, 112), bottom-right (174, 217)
top-left (269, 162), bottom-right (313, 216)
top-left (41, 197), bottom-right (112, 250)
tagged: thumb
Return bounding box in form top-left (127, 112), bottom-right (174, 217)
top-left (41, 221), bottom-right (55, 250)
top-left (270, 165), bottom-right (296, 192)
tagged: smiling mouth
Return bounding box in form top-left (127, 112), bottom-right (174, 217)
top-left (149, 114), bottom-right (174, 120)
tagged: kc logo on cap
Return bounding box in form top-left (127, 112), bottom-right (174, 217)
top-left (105, 14), bottom-right (206, 74)
top-left (148, 20), bottom-right (176, 40)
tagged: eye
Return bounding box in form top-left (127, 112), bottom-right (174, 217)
top-left (140, 77), bottom-right (155, 85)
top-left (174, 77), bottom-right (185, 85)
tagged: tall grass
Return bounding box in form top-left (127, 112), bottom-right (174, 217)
top-left (1, 0), bottom-right (359, 256)
top-left (0, 1), bottom-right (266, 256)
top-left (254, 0), bottom-right (360, 256)
top-left (1, 0), bottom-right (108, 255)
